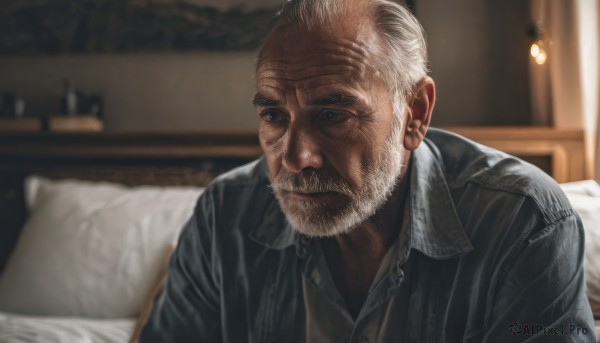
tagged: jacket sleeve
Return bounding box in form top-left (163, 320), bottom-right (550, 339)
top-left (482, 213), bottom-right (596, 342)
top-left (139, 190), bottom-right (222, 342)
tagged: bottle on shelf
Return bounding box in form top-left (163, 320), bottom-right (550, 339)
top-left (60, 78), bottom-right (79, 116)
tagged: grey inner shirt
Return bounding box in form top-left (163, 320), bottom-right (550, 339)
top-left (301, 198), bottom-right (412, 343)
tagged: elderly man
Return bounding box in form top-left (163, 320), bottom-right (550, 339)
top-left (140, 0), bottom-right (595, 342)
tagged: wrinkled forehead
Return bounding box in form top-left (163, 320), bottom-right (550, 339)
top-left (256, 18), bottom-right (384, 78)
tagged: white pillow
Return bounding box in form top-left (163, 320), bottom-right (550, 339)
top-left (560, 180), bottom-right (600, 306)
top-left (0, 176), bottom-right (203, 318)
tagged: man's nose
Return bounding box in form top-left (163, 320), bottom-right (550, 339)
top-left (282, 127), bottom-right (323, 173)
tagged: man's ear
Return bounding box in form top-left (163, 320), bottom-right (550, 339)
top-left (403, 76), bottom-right (435, 151)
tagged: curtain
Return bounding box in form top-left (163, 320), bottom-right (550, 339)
top-left (595, 2), bottom-right (600, 181)
top-left (576, 0), bottom-right (600, 181)
top-left (531, 0), bottom-right (600, 181)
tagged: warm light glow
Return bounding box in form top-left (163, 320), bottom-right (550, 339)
top-left (530, 43), bottom-right (540, 57)
top-left (530, 40), bottom-right (547, 65)
top-left (535, 50), bottom-right (547, 65)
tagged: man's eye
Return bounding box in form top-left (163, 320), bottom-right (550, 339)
top-left (320, 110), bottom-right (346, 122)
top-left (262, 111), bottom-right (284, 123)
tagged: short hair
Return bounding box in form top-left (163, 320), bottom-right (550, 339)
top-left (268, 0), bottom-right (428, 117)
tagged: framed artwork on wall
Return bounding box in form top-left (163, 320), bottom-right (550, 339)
top-left (0, 0), bottom-right (279, 54)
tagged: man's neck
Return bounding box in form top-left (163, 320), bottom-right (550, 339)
top-left (321, 170), bottom-right (411, 319)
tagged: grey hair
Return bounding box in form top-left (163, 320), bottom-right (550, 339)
top-left (275, 0), bottom-right (344, 30)
top-left (272, 0), bottom-right (428, 118)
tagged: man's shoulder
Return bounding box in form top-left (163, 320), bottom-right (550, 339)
top-left (211, 156), bottom-right (270, 188)
top-left (189, 156), bottom-right (280, 239)
top-left (425, 128), bottom-right (574, 224)
top-left (194, 156), bottom-right (273, 220)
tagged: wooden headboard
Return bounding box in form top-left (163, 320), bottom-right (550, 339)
top-left (448, 127), bottom-right (586, 183)
top-left (0, 126), bottom-right (586, 274)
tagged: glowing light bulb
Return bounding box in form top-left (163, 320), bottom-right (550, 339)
top-left (535, 50), bottom-right (547, 65)
top-left (530, 39), bottom-right (547, 65)
top-left (530, 43), bottom-right (540, 57)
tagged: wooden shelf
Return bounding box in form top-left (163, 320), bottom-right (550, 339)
top-left (49, 116), bottom-right (103, 132)
top-left (0, 116), bottom-right (104, 133)
top-left (0, 118), bottom-right (41, 132)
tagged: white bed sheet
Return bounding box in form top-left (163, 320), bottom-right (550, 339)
top-left (0, 311), bottom-right (135, 343)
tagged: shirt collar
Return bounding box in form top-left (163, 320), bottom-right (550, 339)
top-left (249, 139), bottom-right (473, 259)
top-left (408, 138), bottom-right (473, 258)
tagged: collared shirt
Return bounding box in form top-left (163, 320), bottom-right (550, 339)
top-left (140, 128), bottom-right (596, 343)
top-left (301, 217), bottom-right (411, 343)
top-left (300, 193), bottom-right (413, 343)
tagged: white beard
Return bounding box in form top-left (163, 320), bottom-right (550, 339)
top-left (270, 115), bottom-right (406, 237)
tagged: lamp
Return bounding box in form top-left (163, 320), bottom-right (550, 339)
top-left (527, 22), bottom-right (547, 65)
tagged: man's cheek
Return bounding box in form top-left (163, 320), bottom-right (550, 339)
top-left (259, 121), bottom-right (287, 146)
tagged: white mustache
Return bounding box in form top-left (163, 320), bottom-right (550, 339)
top-left (271, 171), bottom-right (354, 197)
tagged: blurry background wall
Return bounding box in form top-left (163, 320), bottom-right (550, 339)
top-left (0, 0), bottom-right (532, 132)
top-left (417, 0), bottom-right (531, 127)
top-left (0, 52), bottom-right (259, 131)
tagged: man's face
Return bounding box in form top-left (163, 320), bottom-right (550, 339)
top-left (254, 20), bottom-right (407, 237)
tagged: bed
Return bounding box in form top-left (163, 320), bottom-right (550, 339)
top-left (0, 127), bottom-right (597, 342)
top-left (0, 131), bottom-right (262, 342)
